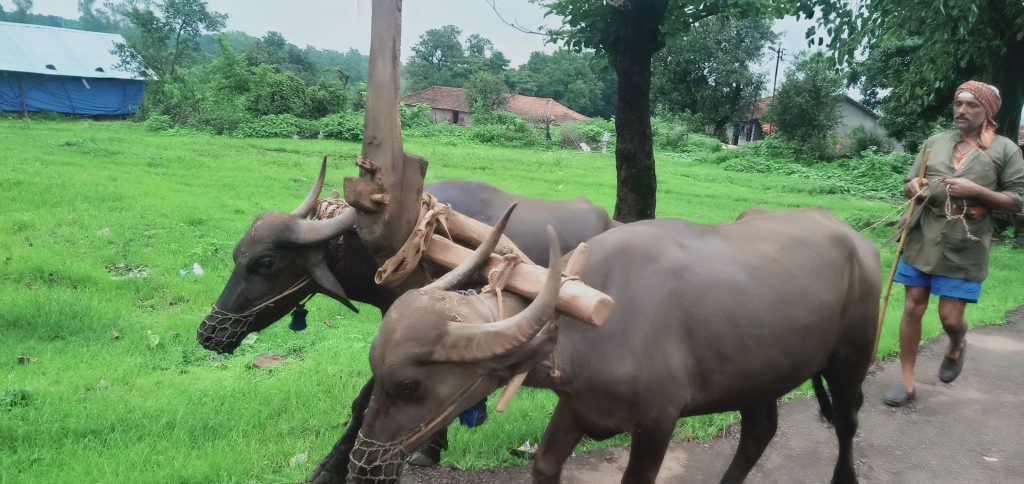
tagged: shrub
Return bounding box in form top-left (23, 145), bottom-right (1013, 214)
top-left (319, 112), bottom-right (364, 141)
top-left (245, 65), bottom-right (312, 117)
top-left (143, 113), bottom-right (174, 132)
top-left (306, 80), bottom-right (349, 119)
top-left (235, 114), bottom-right (320, 138)
top-left (560, 117), bottom-right (614, 150)
top-left (399, 103), bottom-right (433, 130)
top-left (843, 125), bottom-right (894, 155)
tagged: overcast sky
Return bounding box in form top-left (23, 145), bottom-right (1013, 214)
top-left (24, 1), bottom-right (817, 72)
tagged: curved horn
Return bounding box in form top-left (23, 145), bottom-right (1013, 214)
top-left (291, 156), bottom-right (328, 217)
top-left (309, 260), bottom-right (359, 312)
top-left (286, 206), bottom-right (357, 245)
top-left (432, 226), bottom-right (563, 362)
top-left (424, 202), bottom-right (517, 291)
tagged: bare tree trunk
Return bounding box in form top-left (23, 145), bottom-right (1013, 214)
top-left (610, 1), bottom-right (666, 223)
top-left (994, 50), bottom-right (1022, 141)
top-left (344, 0), bottom-right (427, 267)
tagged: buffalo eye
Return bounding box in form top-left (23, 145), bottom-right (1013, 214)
top-left (253, 256), bottom-right (276, 273)
top-left (396, 380), bottom-right (420, 398)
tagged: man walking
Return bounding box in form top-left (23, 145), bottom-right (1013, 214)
top-left (884, 81), bottom-right (1024, 406)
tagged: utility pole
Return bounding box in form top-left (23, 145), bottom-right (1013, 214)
top-left (767, 45), bottom-right (784, 135)
top-left (770, 45), bottom-right (784, 99)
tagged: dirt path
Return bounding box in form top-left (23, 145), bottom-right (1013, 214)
top-left (405, 306), bottom-right (1024, 483)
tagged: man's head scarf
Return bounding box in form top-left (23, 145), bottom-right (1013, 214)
top-left (954, 80), bottom-right (1001, 147)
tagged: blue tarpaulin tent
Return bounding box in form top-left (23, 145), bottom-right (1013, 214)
top-left (0, 21), bottom-right (144, 115)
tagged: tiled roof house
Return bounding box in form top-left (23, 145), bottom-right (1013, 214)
top-left (401, 86), bottom-right (589, 126)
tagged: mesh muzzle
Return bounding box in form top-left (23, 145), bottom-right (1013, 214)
top-left (197, 305), bottom-right (256, 353)
top-left (348, 432), bottom-right (407, 483)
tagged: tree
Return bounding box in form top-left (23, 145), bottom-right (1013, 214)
top-left (403, 24), bottom-right (466, 90)
top-left (464, 71), bottom-right (509, 112)
top-left (243, 31), bottom-right (318, 81)
top-left (465, 33), bottom-right (493, 56)
top-left (651, 16), bottom-right (776, 139)
top-left (77, 0), bottom-right (122, 33)
top-left (764, 52), bottom-right (845, 160)
top-left (519, 49), bottom-right (611, 117)
top-left (9, 0), bottom-right (32, 22)
top-left (112, 0), bottom-right (227, 78)
top-left (539, 0), bottom-right (781, 222)
top-left (800, 0), bottom-right (1024, 144)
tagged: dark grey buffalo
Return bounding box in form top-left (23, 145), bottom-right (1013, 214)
top-left (350, 207), bottom-right (881, 484)
top-left (195, 159), bottom-right (615, 481)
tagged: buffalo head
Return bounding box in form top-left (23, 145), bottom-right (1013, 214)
top-left (197, 157), bottom-right (359, 354)
top-left (348, 206), bottom-right (563, 483)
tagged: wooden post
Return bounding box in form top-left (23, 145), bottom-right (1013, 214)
top-left (344, 0), bottom-right (426, 275)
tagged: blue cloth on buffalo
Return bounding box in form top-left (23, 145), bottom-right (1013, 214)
top-left (894, 258), bottom-right (983, 303)
top-left (459, 398), bottom-right (488, 428)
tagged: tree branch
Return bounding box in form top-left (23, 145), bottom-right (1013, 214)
top-left (485, 0), bottom-right (547, 36)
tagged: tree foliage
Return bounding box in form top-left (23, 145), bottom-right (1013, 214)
top-left (403, 25), bottom-right (510, 93)
top-left (764, 52), bottom-right (845, 160)
top-left (112, 0), bottom-right (227, 78)
top-left (516, 49), bottom-right (614, 117)
top-left (537, 0), bottom-right (785, 221)
top-left (798, 0), bottom-right (1024, 143)
top-left (651, 16), bottom-right (777, 138)
top-left (464, 71), bottom-right (509, 113)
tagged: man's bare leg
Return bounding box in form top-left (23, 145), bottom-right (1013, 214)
top-left (937, 298), bottom-right (968, 358)
top-left (899, 286), bottom-right (931, 391)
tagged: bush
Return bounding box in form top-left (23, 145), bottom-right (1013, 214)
top-left (143, 113), bottom-right (174, 132)
top-left (559, 117), bottom-right (614, 150)
top-left (245, 65), bottom-right (311, 117)
top-left (319, 112), bottom-right (364, 141)
top-left (843, 125), bottom-right (893, 156)
top-left (234, 114), bottom-right (320, 138)
top-left (306, 80), bottom-right (349, 119)
top-left (399, 103), bottom-right (433, 130)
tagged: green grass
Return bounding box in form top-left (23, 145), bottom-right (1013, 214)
top-left (1, 118), bottom-right (1022, 483)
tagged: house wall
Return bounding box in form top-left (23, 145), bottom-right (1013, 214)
top-left (838, 101), bottom-right (904, 152)
top-left (0, 71), bottom-right (143, 115)
top-left (429, 108), bottom-right (472, 126)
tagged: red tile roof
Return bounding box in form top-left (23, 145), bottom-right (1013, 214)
top-left (401, 86), bottom-right (589, 124)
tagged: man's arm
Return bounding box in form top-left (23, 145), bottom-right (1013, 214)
top-left (943, 178), bottom-right (1020, 212)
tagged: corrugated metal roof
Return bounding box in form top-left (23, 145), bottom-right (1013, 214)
top-left (0, 21), bottom-right (142, 80)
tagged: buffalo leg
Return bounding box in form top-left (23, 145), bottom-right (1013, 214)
top-left (532, 401), bottom-right (585, 484)
top-left (308, 377), bottom-right (374, 484)
top-left (826, 377), bottom-right (864, 484)
top-left (720, 402), bottom-right (778, 484)
top-left (407, 428), bottom-right (449, 466)
top-left (620, 419), bottom-right (675, 484)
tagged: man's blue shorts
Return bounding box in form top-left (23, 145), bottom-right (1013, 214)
top-left (893, 258), bottom-right (982, 303)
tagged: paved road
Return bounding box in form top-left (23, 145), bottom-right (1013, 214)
top-left (406, 307), bottom-right (1024, 483)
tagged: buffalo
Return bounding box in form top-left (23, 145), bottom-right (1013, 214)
top-left (195, 158), bottom-right (615, 480)
top-left (351, 206), bottom-right (880, 484)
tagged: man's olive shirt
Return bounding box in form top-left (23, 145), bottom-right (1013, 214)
top-left (903, 131), bottom-right (1024, 282)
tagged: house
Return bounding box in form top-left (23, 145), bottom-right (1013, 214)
top-left (0, 21), bottom-right (144, 116)
top-left (733, 95), bottom-right (904, 152)
top-left (400, 86), bottom-right (589, 126)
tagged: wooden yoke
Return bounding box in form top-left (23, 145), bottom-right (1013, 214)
top-left (344, 0), bottom-right (427, 279)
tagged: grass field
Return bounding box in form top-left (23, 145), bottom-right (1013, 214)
top-left (2, 118), bottom-right (1022, 483)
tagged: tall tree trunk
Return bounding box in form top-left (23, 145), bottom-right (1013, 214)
top-left (344, 0), bottom-right (426, 267)
top-left (993, 47), bottom-right (1022, 142)
top-left (610, 0), bottom-right (666, 223)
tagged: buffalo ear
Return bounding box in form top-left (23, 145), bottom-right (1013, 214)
top-left (306, 255), bottom-right (359, 313)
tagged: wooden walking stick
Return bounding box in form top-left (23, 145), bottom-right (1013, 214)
top-left (874, 150), bottom-right (930, 359)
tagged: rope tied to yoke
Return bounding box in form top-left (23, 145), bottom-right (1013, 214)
top-left (374, 193), bottom-right (452, 285)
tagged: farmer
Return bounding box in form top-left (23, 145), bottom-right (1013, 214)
top-left (884, 81), bottom-right (1024, 406)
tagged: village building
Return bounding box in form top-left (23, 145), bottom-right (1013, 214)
top-left (732, 95), bottom-right (904, 152)
top-left (400, 86), bottom-right (588, 126)
top-left (0, 21), bottom-right (144, 116)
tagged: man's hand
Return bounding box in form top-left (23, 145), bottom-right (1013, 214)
top-left (942, 177), bottom-right (981, 198)
top-left (905, 177), bottom-right (929, 199)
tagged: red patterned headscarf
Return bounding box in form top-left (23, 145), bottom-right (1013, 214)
top-left (955, 80), bottom-right (1001, 147)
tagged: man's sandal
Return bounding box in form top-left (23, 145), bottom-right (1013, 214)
top-left (939, 339), bottom-right (967, 383)
top-left (883, 383), bottom-right (916, 407)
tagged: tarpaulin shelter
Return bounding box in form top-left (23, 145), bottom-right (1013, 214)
top-left (0, 21), bottom-right (144, 116)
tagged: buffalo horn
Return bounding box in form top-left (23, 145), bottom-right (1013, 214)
top-left (433, 226), bottom-right (563, 362)
top-left (424, 203), bottom-right (517, 291)
top-left (309, 260), bottom-right (359, 312)
top-left (288, 206), bottom-right (357, 245)
top-left (291, 156), bottom-right (328, 217)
